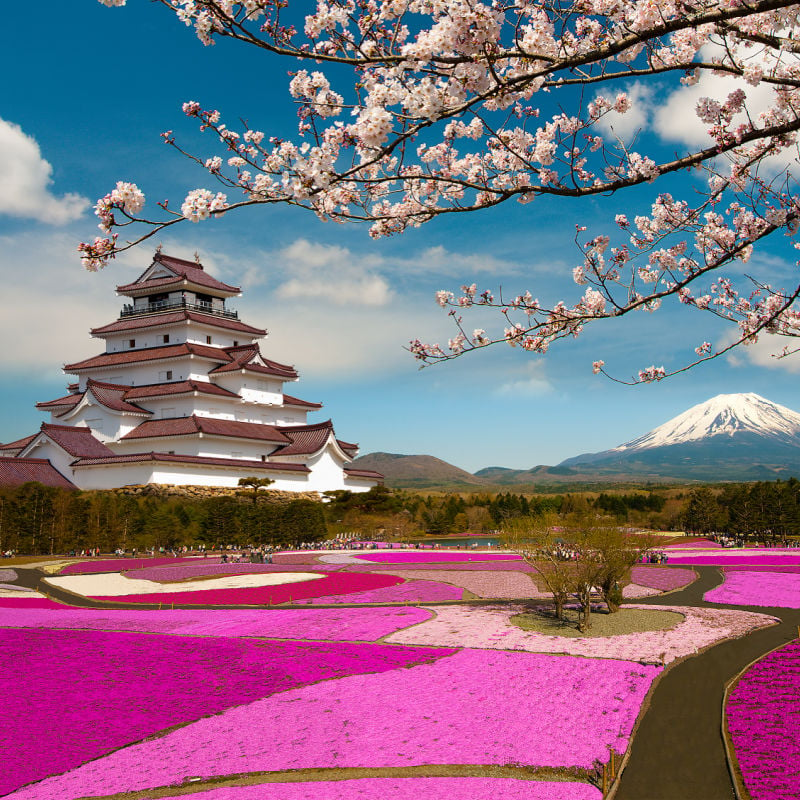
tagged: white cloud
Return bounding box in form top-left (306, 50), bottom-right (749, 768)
top-left (595, 82), bottom-right (653, 143)
top-left (274, 239), bottom-right (391, 306)
top-left (493, 362), bottom-right (553, 396)
top-left (723, 329), bottom-right (800, 373)
top-left (0, 230), bottom-right (141, 373)
top-left (0, 118), bottom-right (88, 224)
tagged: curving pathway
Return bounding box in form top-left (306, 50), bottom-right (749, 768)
top-left (613, 566), bottom-right (800, 800)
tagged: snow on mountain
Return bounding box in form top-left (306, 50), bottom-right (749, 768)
top-left (614, 393), bottom-right (800, 453)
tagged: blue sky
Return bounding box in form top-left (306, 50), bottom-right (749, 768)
top-left (1, 2), bottom-right (799, 472)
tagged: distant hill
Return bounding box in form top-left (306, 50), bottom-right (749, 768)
top-left (350, 452), bottom-right (487, 489)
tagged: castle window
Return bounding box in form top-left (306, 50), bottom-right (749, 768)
top-left (261, 455), bottom-right (266, 462)
top-left (163, 334), bottom-right (170, 344)
top-left (206, 335), bottom-right (212, 344)
top-left (233, 340), bottom-right (239, 347)
top-left (129, 339), bottom-right (135, 348)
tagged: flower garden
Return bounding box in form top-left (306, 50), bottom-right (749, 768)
top-left (1, 543), bottom-right (798, 799)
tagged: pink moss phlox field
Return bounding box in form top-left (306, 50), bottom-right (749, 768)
top-left (0, 629), bottom-right (454, 796)
top-left (629, 566), bottom-right (696, 591)
top-left (665, 551), bottom-right (800, 566)
top-left (704, 570), bottom-right (800, 608)
top-left (130, 563), bottom-right (344, 581)
top-left (381, 569), bottom-right (546, 599)
top-left (0, 604), bottom-right (433, 640)
top-left (12, 649), bottom-right (657, 798)
top-left (0, 568), bottom-right (17, 582)
top-left (726, 641), bottom-right (800, 800)
top-left (91, 572), bottom-right (403, 605)
top-left (159, 777), bottom-right (602, 800)
top-left (60, 557), bottom-right (202, 574)
top-left (386, 604), bottom-right (777, 664)
top-left (353, 552), bottom-right (523, 563)
top-left (307, 578), bottom-right (463, 604)
top-left (622, 584), bottom-right (662, 598)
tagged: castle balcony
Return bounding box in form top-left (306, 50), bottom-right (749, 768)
top-left (120, 298), bottom-right (239, 320)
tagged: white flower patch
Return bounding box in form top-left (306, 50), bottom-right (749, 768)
top-left (44, 571), bottom-right (325, 597)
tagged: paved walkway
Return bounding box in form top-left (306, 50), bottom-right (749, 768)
top-left (614, 565), bottom-right (800, 800)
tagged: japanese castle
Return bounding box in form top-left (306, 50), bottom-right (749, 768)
top-left (0, 251), bottom-right (382, 492)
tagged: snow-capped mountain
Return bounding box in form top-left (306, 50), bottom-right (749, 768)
top-left (614, 393), bottom-right (800, 453)
top-left (560, 393), bottom-right (800, 481)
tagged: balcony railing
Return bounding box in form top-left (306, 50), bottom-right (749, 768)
top-left (120, 299), bottom-right (239, 319)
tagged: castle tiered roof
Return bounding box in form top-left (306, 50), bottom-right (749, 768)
top-left (116, 252), bottom-right (240, 296)
top-left (4, 250), bottom-right (382, 493)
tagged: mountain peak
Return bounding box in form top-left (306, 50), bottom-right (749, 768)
top-left (615, 392), bottom-right (800, 453)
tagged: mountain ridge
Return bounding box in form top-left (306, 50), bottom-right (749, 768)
top-left (353, 394), bottom-right (800, 488)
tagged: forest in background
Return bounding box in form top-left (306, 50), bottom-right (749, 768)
top-left (2, 479), bottom-right (800, 555)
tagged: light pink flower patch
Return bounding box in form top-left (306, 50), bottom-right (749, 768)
top-left (380, 569), bottom-right (547, 599)
top-left (10, 649), bottom-right (658, 798)
top-left (386, 604), bottom-right (777, 664)
top-left (704, 570), bottom-right (800, 607)
top-left (622, 584), bottom-right (662, 598)
top-left (0, 605), bottom-right (433, 641)
top-left (60, 557), bottom-right (203, 575)
top-left (159, 777), bottom-right (602, 800)
top-left (129, 563), bottom-right (344, 581)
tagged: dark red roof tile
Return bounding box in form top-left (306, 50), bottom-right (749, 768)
top-left (91, 310), bottom-right (266, 337)
top-left (117, 252), bottom-right (240, 295)
top-left (35, 394), bottom-right (82, 412)
top-left (210, 344), bottom-right (298, 380)
top-left (72, 452), bottom-right (310, 474)
top-left (272, 420), bottom-right (338, 456)
top-left (0, 434), bottom-right (37, 454)
top-left (0, 458), bottom-right (77, 489)
top-left (282, 393), bottom-right (323, 409)
top-left (65, 342), bottom-right (229, 372)
top-left (121, 415), bottom-right (291, 444)
top-left (343, 468), bottom-right (385, 480)
top-left (86, 380), bottom-right (151, 415)
top-left (124, 380), bottom-right (239, 400)
top-left (34, 424), bottom-right (115, 459)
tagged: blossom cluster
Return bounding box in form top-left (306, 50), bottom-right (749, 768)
top-left (90, 0), bottom-right (800, 379)
top-left (726, 641), bottom-right (800, 800)
top-left (11, 647), bottom-right (657, 797)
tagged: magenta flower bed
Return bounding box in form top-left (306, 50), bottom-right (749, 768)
top-left (0, 597), bottom-right (65, 609)
top-left (0, 628), bottom-right (454, 796)
top-left (354, 552), bottom-right (523, 563)
top-left (160, 777), bottom-right (601, 800)
top-left (90, 572), bottom-right (404, 605)
top-left (14, 649), bottom-right (658, 798)
top-left (666, 552), bottom-right (800, 566)
top-left (344, 560), bottom-right (538, 572)
top-left (307, 578), bottom-right (463, 604)
top-left (629, 566), bottom-right (695, 591)
top-left (130, 563), bottom-right (344, 581)
top-left (60, 557), bottom-right (205, 574)
top-left (725, 565), bottom-right (800, 574)
top-left (726, 641), bottom-right (800, 800)
top-left (0, 604), bottom-right (433, 641)
top-left (704, 570), bottom-right (800, 607)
